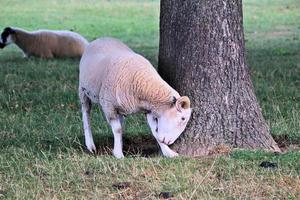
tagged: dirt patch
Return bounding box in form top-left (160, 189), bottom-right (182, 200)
top-left (247, 27), bottom-right (294, 39)
top-left (263, 30), bottom-right (293, 38)
top-left (273, 134), bottom-right (300, 152)
top-left (277, 6), bottom-right (292, 13)
top-left (159, 191), bottom-right (174, 199)
top-left (94, 134), bottom-right (159, 157)
top-left (208, 145), bottom-right (232, 155)
top-left (82, 133), bottom-right (298, 157)
top-left (112, 182), bottom-right (131, 190)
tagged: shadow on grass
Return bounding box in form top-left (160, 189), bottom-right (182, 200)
top-left (33, 132), bottom-right (159, 157)
top-left (10, 133), bottom-right (160, 159)
top-left (273, 135), bottom-right (300, 152)
top-left (0, 51), bottom-right (81, 62)
top-left (90, 133), bottom-right (160, 157)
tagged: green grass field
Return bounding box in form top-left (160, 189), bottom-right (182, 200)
top-left (0, 0), bottom-right (299, 199)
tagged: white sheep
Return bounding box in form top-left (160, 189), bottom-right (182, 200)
top-left (79, 37), bottom-right (192, 158)
top-left (0, 27), bottom-right (88, 58)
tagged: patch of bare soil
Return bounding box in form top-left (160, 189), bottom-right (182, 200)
top-left (273, 135), bottom-right (300, 152)
top-left (263, 30), bottom-right (293, 38)
top-left (247, 27), bottom-right (294, 39)
top-left (94, 134), bottom-right (159, 157)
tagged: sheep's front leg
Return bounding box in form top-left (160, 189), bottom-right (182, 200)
top-left (79, 89), bottom-right (96, 153)
top-left (146, 113), bottom-right (179, 158)
top-left (109, 116), bottom-right (124, 158)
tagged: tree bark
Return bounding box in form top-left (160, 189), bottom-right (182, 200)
top-left (158, 0), bottom-right (280, 156)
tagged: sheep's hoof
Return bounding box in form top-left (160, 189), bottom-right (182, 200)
top-left (86, 142), bottom-right (97, 154)
top-left (113, 151), bottom-right (125, 159)
top-left (163, 151), bottom-right (179, 158)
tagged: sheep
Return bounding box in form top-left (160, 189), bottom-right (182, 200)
top-left (79, 37), bottom-right (192, 158)
top-left (0, 27), bottom-right (88, 58)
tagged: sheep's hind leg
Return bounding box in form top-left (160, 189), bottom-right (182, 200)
top-left (109, 116), bottom-right (124, 159)
top-left (146, 113), bottom-right (178, 158)
top-left (79, 88), bottom-right (96, 153)
top-left (22, 51), bottom-right (28, 58)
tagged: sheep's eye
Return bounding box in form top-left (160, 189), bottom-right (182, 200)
top-left (153, 117), bottom-right (158, 123)
top-left (181, 117), bottom-right (185, 121)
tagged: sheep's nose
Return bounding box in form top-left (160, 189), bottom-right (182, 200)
top-left (158, 137), bottom-right (172, 145)
top-left (0, 43), bottom-right (5, 49)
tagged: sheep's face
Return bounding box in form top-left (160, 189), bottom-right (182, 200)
top-left (0, 27), bottom-right (15, 49)
top-left (155, 96), bottom-right (191, 145)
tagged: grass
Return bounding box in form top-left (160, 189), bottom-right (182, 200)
top-left (244, 0), bottom-right (300, 144)
top-left (0, 0), bottom-right (299, 199)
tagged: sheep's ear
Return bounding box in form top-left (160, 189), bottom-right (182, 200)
top-left (3, 27), bottom-right (11, 32)
top-left (175, 96), bottom-right (191, 112)
top-left (4, 27), bottom-right (15, 34)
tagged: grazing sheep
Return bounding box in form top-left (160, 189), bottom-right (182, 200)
top-left (79, 37), bottom-right (192, 158)
top-left (0, 27), bottom-right (88, 58)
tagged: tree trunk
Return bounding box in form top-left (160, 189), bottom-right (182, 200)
top-left (158, 0), bottom-right (280, 156)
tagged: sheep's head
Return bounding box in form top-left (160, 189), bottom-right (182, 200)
top-left (0, 27), bottom-right (15, 49)
top-left (151, 96), bottom-right (192, 145)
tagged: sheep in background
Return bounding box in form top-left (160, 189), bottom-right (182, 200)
top-left (79, 37), bottom-right (192, 158)
top-left (0, 27), bottom-right (88, 58)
